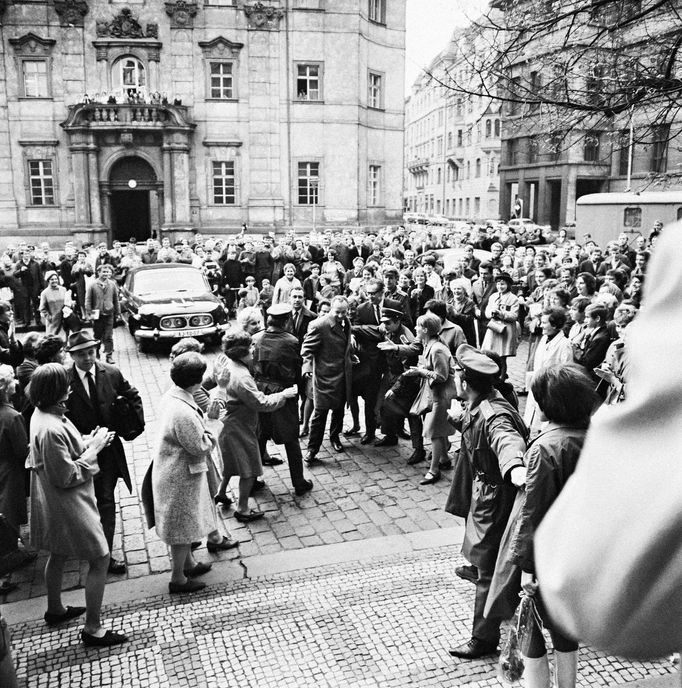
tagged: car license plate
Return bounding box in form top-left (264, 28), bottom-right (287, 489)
top-left (177, 329), bottom-right (207, 337)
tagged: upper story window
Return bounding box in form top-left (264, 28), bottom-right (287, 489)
top-left (209, 62), bottom-right (235, 99)
top-left (296, 63), bottom-right (322, 101)
top-left (584, 131), bottom-right (601, 162)
top-left (368, 71), bottom-right (383, 109)
top-left (298, 162), bottom-right (320, 205)
top-left (28, 160), bottom-right (55, 206)
top-left (368, 0), bottom-right (386, 24)
top-left (212, 161), bottom-right (236, 205)
top-left (22, 61), bottom-right (49, 98)
top-left (368, 164), bottom-right (381, 206)
top-left (485, 119), bottom-right (492, 138)
top-left (113, 56), bottom-right (146, 98)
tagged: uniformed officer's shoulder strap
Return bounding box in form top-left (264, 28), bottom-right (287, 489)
top-left (479, 399), bottom-right (496, 420)
top-left (481, 397), bottom-right (528, 440)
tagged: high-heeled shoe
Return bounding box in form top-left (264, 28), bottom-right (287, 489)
top-left (214, 493), bottom-right (232, 508)
top-left (419, 471), bottom-right (441, 485)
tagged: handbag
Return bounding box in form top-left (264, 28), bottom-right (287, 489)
top-left (486, 319), bottom-right (506, 335)
top-left (62, 305), bottom-right (84, 331)
top-left (409, 376), bottom-right (432, 416)
top-left (109, 393), bottom-right (145, 441)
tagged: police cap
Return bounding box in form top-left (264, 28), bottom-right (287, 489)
top-left (380, 307), bottom-right (402, 322)
top-left (455, 344), bottom-right (499, 376)
top-left (267, 303), bottom-right (292, 317)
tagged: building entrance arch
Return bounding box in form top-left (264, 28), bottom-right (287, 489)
top-left (104, 155), bottom-right (163, 242)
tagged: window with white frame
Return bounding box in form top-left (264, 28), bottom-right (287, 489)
top-left (296, 63), bottom-right (322, 101)
top-left (368, 71), bottom-right (383, 109)
top-left (209, 62), bottom-right (235, 99)
top-left (368, 0), bottom-right (385, 24)
top-left (368, 164), bottom-right (381, 206)
top-left (112, 56), bottom-right (146, 98)
top-left (28, 160), bottom-right (55, 206)
top-left (212, 161), bottom-right (236, 205)
top-left (298, 162), bottom-right (320, 205)
top-left (22, 60), bottom-right (49, 98)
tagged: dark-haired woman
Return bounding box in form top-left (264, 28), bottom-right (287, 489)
top-left (27, 363), bottom-right (125, 646)
top-left (487, 364), bottom-right (597, 688)
top-left (215, 330), bottom-right (297, 521)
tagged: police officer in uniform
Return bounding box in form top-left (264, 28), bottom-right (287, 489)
top-left (447, 344), bottom-right (528, 659)
top-left (252, 303), bottom-right (313, 497)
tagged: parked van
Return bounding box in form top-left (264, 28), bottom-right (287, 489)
top-left (576, 192), bottom-right (682, 245)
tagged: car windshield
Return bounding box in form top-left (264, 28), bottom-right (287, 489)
top-left (133, 268), bottom-right (207, 295)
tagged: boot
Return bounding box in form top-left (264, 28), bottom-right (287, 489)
top-left (554, 650), bottom-right (578, 688)
top-left (523, 655), bottom-right (551, 688)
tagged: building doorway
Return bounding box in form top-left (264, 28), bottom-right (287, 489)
top-left (106, 156), bottom-right (160, 242)
top-left (111, 191), bottom-right (151, 243)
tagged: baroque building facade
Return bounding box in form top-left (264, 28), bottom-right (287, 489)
top-left (403, 27), bottom-right (501, 221)
top-left (0, 0), bottom-right (405, 244)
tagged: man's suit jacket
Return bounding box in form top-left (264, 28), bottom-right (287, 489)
top-left (301, 314), bottom-right (353, 410)
top-left (66, 361), bottom-right (141, 491)
top-left (285, 306), bottom-right (316, 346)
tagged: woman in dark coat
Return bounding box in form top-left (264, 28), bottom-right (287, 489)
top-left (486, 364), bottom-right (597, 688)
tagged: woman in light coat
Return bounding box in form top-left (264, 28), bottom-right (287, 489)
top-left (524, 307), bottom-right (573, 434)
top-left (28, 363), bottom-right (125, 647)
top-left (215, 330), bottom-right (297, 522)
top-left (39, 271), bottom-right (72, 336)
top-left (152, 351), bottom-right (216, 594)
top-left (482, 272), bottom-right (519, 377)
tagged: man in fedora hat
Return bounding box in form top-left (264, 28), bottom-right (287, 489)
top-left (64, 330), bottom-right (143, 575)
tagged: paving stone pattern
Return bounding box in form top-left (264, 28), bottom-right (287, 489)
top-left (6, 327), bottom-right (528, 602)
top-left (9, 546), bottom-right (675, 688)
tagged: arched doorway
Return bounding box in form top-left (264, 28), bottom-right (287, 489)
top-left (108, 156), bottom-right (159, 242)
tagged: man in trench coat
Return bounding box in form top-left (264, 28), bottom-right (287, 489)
top-left (252, 303), bottom-right (313, 497)
top-left (301, 295), bottom-right (353, 463)
top-left (65, 330), bottom-right (143, 575)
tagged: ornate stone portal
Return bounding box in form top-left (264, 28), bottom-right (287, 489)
top-left (243, 2), bottom-right (284, 30)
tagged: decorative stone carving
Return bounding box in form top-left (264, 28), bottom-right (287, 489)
top-left (165, 0), bottom-right (198, 29)
top-left (243, 2), bottom-right (284, 30)
top-left (96, 8), bottom-right (157, 39)
top-left (198, 36), bottom-right (244, 59)
top-left (54, 0), bottom-right (89, 27)
top-left (9, 33), bottom-right (57, 56)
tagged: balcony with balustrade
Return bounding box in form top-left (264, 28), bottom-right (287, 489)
top-left (61, 102), bottom-right (195, 133)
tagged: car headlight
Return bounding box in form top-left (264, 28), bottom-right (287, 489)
top-left (189, 314), bottom-right (213, 327)
top-left (161, 316), bottom-right (187, 329)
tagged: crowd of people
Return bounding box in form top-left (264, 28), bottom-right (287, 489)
top-left (0, 217), bottom-right (659, 682)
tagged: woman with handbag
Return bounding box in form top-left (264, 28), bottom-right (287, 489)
top-left (482, 273), bottom-right (520, 378)
top-left (39, 271), bottom-right (72, 336)
top-left (405, 312), bottom-right (456, 485)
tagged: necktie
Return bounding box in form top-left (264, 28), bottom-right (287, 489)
top-left (374, 305), bottom-right (380, 324)
top-left (293, 311), bottom-right (300, 332)
top-left (85, 371), bottom-right (100, 420)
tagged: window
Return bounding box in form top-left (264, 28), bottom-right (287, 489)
top-left (651, 125), bottom-right (669, 173)
top-left (209, 62), bottom-right (235, 99)
top-left (437, 136), bottom-right (443, 154)
top-left (623, 207), bottom-right (642, 228)
top-left (22, 60), bottom-right (48, 98)
top-left (368, 71), bottom-right (383, 109)
top-left (619, 129), bottom-right (632, 176)
top-left (368, 0), bottom-right (385, 23)
top-left (509, 76), bottom-right (521, 115)
top-left (466, 128), bottom-right (472, 146)
top-left (466, 161), bottom-right (471, 179)
top-left (298, 162), bottom-right (319, 205)
top-left (494, 119), bottom-right (500, 137)
top-left (28, 160), bottom-right (55, 206)
top-left (296, 63), bottom-right (322, 101)
top-left (584, 131), bottom-right (601, 162)
top-left (368, 164), bottom-right (381, 206)
top-left (550, 131), bottom-right (563, 162)
top-left (586, 65), bottom-right (605, 106)
top-left (447, 132), bottom-right (453, 150)
top-left (475, 158), bottom-right (481, 177)
top-left (114, 56), bottom-right (146, 98)
top-left (212, 161), bottom-right (236, 205)
top-left (474, 197), bottom-right (481, 216)
top-left (457, 129), bottom-right (463, 146)
top-left (485, 120), bottom-right (492, 138)
top-left (507, 139), bottom-right (519, 165)
top-left (529, 70), bottom-right (541, 111)
top-left (529, 136), bottom-right (539, 163)
top-left (455, 98), bottom-right (463, 117)
top-left (437, 167), bottom-right (442, 184)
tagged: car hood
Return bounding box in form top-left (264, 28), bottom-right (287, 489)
top-left (134, 291), bottom-right (221, 313)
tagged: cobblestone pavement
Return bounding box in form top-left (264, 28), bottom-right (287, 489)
top-left (3, 325), bottom-right (528, 603)
top-left (8, 545), bottom-right (676, 688)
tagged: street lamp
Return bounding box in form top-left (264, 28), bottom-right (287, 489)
top-left (310, 177), bottom-right (319, 232)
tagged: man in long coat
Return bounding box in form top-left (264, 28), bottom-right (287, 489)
top-left (65, 330), bottom-right (143, 574)
top-left (253, 303), bottom-right (313, 496)
top-left (301, 295), bottom-right (353, 463)
top-left (447, 344), bottom-right (527, 660)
